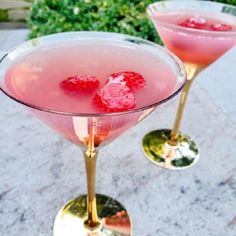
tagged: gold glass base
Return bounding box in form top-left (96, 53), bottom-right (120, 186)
top-left (53, 194), bottom-right (132, 236)
top-left (142, 129), bottom-right (199, 170)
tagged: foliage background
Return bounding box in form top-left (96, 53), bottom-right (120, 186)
top-left (25, 0), bottom-right (236, 43)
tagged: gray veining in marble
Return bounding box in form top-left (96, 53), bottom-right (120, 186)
top-left (0, 30), bottom-right (236, 236)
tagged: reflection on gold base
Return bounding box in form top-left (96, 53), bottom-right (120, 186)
top-left (142, 129), bottom-right (199, 170)
top-left (53, 194), bottom-right (132, 236)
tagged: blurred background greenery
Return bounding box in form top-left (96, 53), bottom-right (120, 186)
top-left (0, 0), bottom-right (236, 43)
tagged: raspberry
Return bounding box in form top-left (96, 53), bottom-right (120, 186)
top-left (179, 17), bottom-right (207, 29)
top-left (93, 83), bottom-right (136, 112)
top-left (60, 75), bottom-right (100, 93)
top-left (107, 71), bottom-right (146, 91)
top-left (210, 23), bottom-right (232, 31)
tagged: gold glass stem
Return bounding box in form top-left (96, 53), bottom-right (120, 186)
top-left (168, 63), bottom-right (203, 145)
top-left (83, 119), bottom-right (100, 230)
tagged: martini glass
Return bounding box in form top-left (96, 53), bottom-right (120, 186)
top-left (143, 0), bottom-right (236, 170)
top-left (0, 32), bottom-right (186, 236)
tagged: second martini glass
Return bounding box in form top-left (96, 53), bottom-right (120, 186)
top-left (143, 0), bottom-right (236, 170)
top-left (0, 32), bottom-right (186, 235)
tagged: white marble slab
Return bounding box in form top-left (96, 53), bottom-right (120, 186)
top-left (0, 30), bottom-right (236, 236)
top-left (198, 47), bottom-right (236, 122)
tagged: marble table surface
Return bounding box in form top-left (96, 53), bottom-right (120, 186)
top-left (0, 30), bottom-right (236, 236)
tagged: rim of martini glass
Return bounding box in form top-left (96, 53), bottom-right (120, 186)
top-left (147, 0), bottom-right (236, 37)
top-left (0, 31), bottom-right (186, 117)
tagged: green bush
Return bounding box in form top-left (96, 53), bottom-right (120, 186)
top-left (212, 0), bottom-right (236, 4)
top-left (28, 0), bottom-right (160, 42)
top-left (28, 0), bottom-right (236, 42)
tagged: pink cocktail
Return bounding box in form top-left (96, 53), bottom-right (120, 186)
top-left (143, 0), bottom-right (236, 170)
top-left (0, 32), bottom-right (186, 235)
top-left (4, 38), bottom-right (177, 147)
top-left (152, 10), bottom-right (236, 66)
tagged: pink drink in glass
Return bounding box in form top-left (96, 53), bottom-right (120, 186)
top-left (3, 40), bottom-right (177, 147)
top-left (151, 10), bottom-right (236, 65)
top-left (141, 1), bottom-right (236, 170)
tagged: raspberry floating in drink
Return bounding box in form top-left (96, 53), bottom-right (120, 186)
top-left (210, 23), bottom-right (232, 31)
top-left (93, 83), bottom-right (136, 112)
top-left (60, 75), bottom-right (100, 93)
top-left (107, 71), bottom-right (146, 91)
top-left (179, 16), bottom-right (207, 29)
